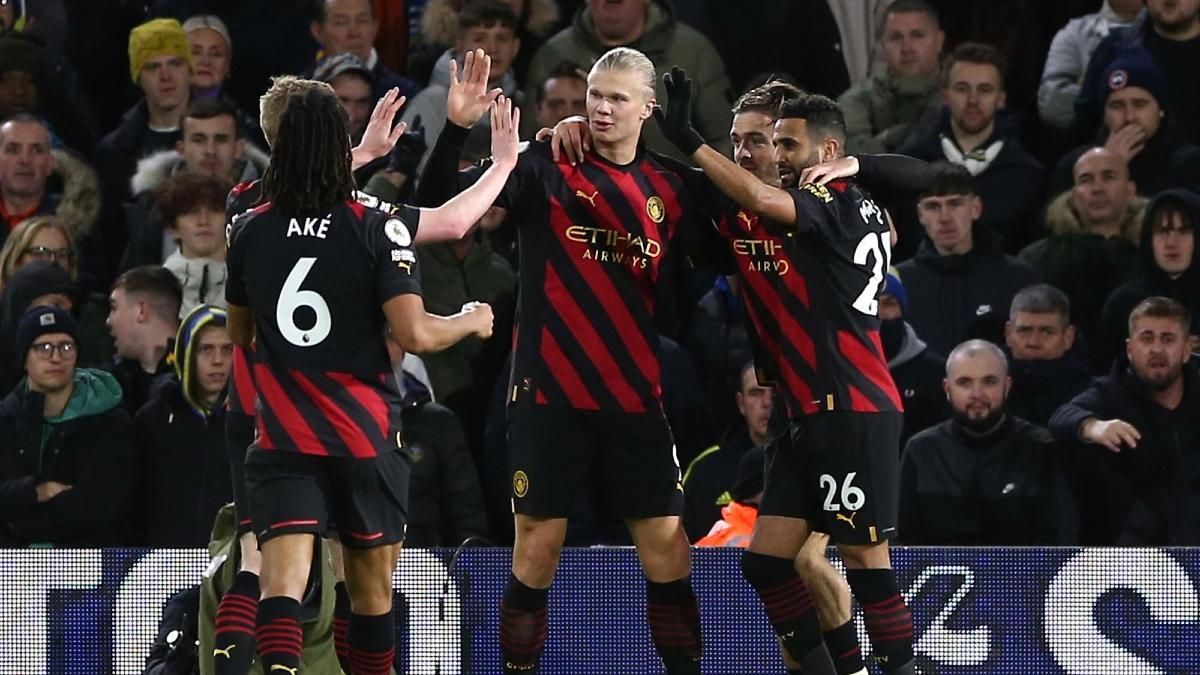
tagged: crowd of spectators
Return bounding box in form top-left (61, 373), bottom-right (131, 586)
top-left (0, 0), bottom-right (1197, 553)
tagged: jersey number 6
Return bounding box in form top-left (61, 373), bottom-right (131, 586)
top-left (278, 257), bottom-right (332, 347)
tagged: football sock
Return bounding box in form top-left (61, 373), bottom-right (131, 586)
top-left (213, 571), bottom-right (259, 675)
top-left (645, 577), bottom-right (703, 675)
top-left (255, 596), bottom-right (302, 674)
top-left (500, 574), bottom-right (549, 674)
top-left (845, 569), bottom-right (914, 673)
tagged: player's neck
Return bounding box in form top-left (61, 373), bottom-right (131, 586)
top-left (594, 137), bottom-right (638, 166)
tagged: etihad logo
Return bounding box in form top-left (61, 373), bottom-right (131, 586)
top-left (732, 237), bottom-right (790, 275)
top-left (835, 511), bottom-right (859, 529)
top-left (567, 225), bottom-right (662, 269)
top-left (576, 189), bottom-right (599, 207)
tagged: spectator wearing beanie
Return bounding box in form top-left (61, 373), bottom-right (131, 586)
top-left (880, 273), bottom-right (949, 448)
top-left (0, 306), bottom-right (134, 547)
top-left (88, 18), bottom-right (194, 291)
top-left (182, 15), bottom-right (263, 146)
top-left (134, 304), bottom-right (233, 547)
top-left (1050, 49), bottom-right (1200, 200)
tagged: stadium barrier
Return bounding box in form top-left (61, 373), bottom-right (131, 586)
top-left (3, 547), bottom-right (1197, 673)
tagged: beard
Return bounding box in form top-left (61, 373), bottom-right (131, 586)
top-left (1139, 363), bottom-right (1184, 392)
top-left (954, 402), bottom-right (1007, 434)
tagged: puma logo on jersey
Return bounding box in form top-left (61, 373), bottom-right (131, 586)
top-left (576, 190), bottom-right (599, 207)
top-left (738, 210), bottom-right (754, 227)
top-left (396, 261), bottom-right (413, 274)
top-left (836, 512), bottom-right (859, 529)
top-left (213, 645), bottom-right (236, 658)
top-left (270, 666), bottom-right (299, 675)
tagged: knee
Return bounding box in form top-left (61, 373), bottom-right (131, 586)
top-left (838, 543), bottom-right (891, 570)
top-left (512, 540), bottom-right (561, 587)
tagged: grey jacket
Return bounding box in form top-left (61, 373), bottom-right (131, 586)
top-left (1037, 1), bottom-right (1136, 129)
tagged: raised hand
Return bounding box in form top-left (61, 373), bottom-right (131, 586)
top-left (448, 47), bottom-right (503, 128)
top-left (353, 87), bottom-right (407, 169)
top-left (798, 156), bottom-right (861, 186)
top-left (651, 66), bottom-right (704, 155)
top-left (491, 95), bottom-right (521, 168)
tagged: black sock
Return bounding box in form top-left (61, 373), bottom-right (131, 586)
top-left (645, 577), bottom-right (703, 675)
top-left (741, 551), bottom-right (825, 663)
top-left (348, 610), bottom-right (395, 675)
top-left (824, 619), bottom-right (866, 674)
top-left (333, 581), bottom-right (352, 674)
top-left (845, 569), bottom-right (914, 673)
top-left (213, 571), bottom-right (259, 674)
top-left (256, 596), bottom-right (302, 673)
top-left (500, 574), bottom-right (549, 674)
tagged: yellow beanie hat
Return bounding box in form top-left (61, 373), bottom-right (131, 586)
top-left (128, 18), bottom-right (194, 84)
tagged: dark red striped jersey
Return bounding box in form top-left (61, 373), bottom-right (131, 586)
top-left (225, 197), bottom-right (423, 457)
top-left (728, 180), bottom-right (902, 416)
top-left (489, 142), bottom-right (704, 413)
top-left (225, 180), bottom-right (263, 417)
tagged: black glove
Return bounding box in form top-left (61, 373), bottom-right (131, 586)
top-left (386, 115), bottom-right (427, 177)
top-left (652, 66), bottom-right (704, 155)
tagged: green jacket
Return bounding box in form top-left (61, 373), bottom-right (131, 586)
top-left (524, 0), bottom-right (733, 162)
top-left (838, 71), bottom-right (941, 154)
top-left (198, 505), bottom-right (343, 675)
top-left (416, 235), bottom-right (516, 401)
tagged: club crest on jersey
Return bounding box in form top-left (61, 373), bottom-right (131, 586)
top-left (384, 218), bottom-right (412, 247)
top-left (513, 470), bottom-right (529, 498)
top-left (646, 196), bottom-right (665, 223)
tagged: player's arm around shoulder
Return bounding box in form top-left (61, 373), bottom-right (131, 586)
top-left (384, 296), bottom-right (494, 355)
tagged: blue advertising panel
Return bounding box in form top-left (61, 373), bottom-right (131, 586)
top-left (2, 547), bottom-right (1197, 673)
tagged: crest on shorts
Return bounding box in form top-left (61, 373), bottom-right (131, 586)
top-left (646, 196), bottom-right (665, 223)
top-left (384, 218), bottom-right (412, 247)
top-left (1108, 69), bottom-right (1128, 90)
top-left (513, 470), bottom-right (529, 498)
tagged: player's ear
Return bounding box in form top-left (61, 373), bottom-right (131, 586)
top-left (1064, 324), bottom-right (1077, 350)
top-left (640, 93), bottom-right (656, 121)
top-left (942, 377), bottom-right (951, 400)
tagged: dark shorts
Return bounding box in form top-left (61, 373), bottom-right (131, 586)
top-left (245, 445), bottom-right (410, 549)
top-left (506, 403), bottom-right (684, 519)
top-left (759, 411), bottom-right (902, 545)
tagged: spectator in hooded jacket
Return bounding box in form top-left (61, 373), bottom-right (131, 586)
top-left (1038, 0), bottom-right (1141, 130)
top-left (896, 162), bottom-right (1040, 356)
top-left (1021, 147), bottom-right (1145, 344)
top-left (897, 42), bottom-right (1044, 253)
top-left (134, 304), bottom-right (232, 548)
top-left (1097, 188), bottom-right (1200, 372)
top-left (1050, 296), bottom-right (1200, 544)
top-left (88, 18), bottom-right (194, 291)
top-left (1050, 50), bottom-right (1200, 201)
top-left (900, 339), bottom-right (1069, 545)
top-left (1075, 0), bottom-right (1200, 145)
top-left (880, 273), bottom-right (948, 448)
top-left (1004, 284), bottom-right (1093, 427)
top-left (0, 306), bottom-right (134, 547)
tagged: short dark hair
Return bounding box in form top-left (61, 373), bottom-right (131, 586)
top-left (943, 41), bottom-right (1007, 88)
top-left (156, 173), bottom-right (232, 231)
top-left (920, 161), bottom-right (975, 199)
top-left (1128, 296), bottom-right (1191, 337)
top-left (314, 0), bottom-right (374, 23)
top-left (777, 93), bottom-right (846, 146)
top-left (113, 265), bottom-right (182, 322)
top-left (458, 0), bottom-right (518, 34)
top-left (183, 97), bottom-right (238, 136)
top-left (536, 60), bottom-right (586, 104)
top-left (1010, 284), bottom-right (1071, 321)
top-left (884, 0), bottom-right (940, 26)
top-left (733, 79), bottom-right (803, 117)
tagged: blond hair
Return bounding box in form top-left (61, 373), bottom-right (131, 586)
top-left (259, 75), bottom-right (335, 149)
top-left (0, 216), bottom-right (76, 293)
top-left (588, 47), bottom-right (656, 98)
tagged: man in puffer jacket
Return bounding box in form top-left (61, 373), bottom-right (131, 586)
top-left (134, 304), bottom-right (233, 547)
top-left (0, 305), bottom-right (133, 546)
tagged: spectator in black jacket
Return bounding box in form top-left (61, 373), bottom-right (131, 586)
top-left (134, 304), bottom-right (232, 548)
top-left (880, 273), bottom-right (948, 448)
top-left (896, 162), bottom-right (1040, 356)
top-left (0, 306), bottom-right (134, 547)
top-left (897, 42), bottom-right (1044, 252)
top-left (1050, 296), bottom-right (1200, 545)
top-left (1097, 188), bottom-right (1200, 372)
top-left (1005, 285), bottom-right (1092, 427)
top-left (307, 0), bottom-right (415, 102)
top-left (682, 361), bottom-right (772, 542)
top-left (104, 266), bottom-right (181, 417)
top-left (900, 339), bottom-right (1069, 545)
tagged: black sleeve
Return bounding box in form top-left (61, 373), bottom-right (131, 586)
top-left (414, 121), bottom-right (472, 207)
top-left (373, 207), bottom-right (424, 301)
top-left (855, 154), bottom-right (934, 199)
top-left (1047, 384), bottom-right (1107, 444)
top-left (786, 185), bottom-right (844, 239)
top-left (0, 475), bottom-right (37, 519)
top-left (142, 586), bottom-right (200, 675)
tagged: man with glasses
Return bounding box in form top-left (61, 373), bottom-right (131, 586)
top-left (0, 306), bottom-right (135, 546)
